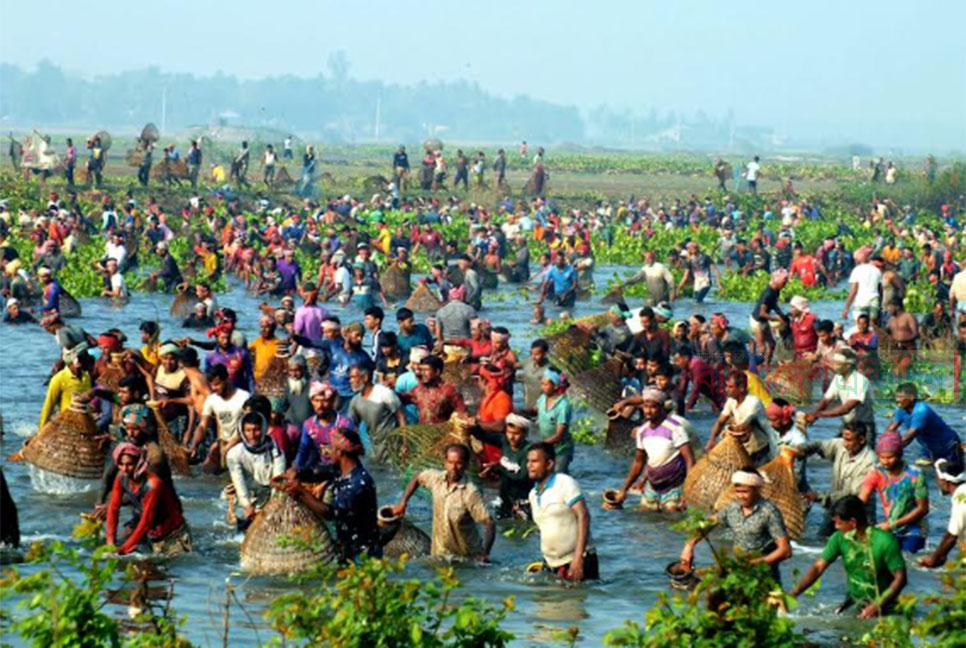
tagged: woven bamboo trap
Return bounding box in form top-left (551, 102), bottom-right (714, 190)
top-left (568, 359), bottom-right (623, 412)
top-left (683, 435), bottom-right (752, 513)
top-left (22, 404), bottom-right (106, 480)
top-left (382, 414), bottom-right (473, 474)
top-left (239, 495), bottom-right (337, 575)
top-left (378, 508), bottom-right (431, 559)
top-left (255, 352), bottom-right (290, 400)
top-left (765, 364), bottom-right (813, 405)
top-left (713, 446), bottom-right (807, 540)
top-left (547, 326), bottom-right (594, 376)
top-left (381, 265), bottom-right (411, 300)
top-left (404, 283), bottom-right (442, 313)
top-left (169, 290), bottom-right (197, 319)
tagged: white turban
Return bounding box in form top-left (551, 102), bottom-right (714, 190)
top-left (731, 469), bottom-right (767, 487)
top-left (505, 413), bottom-right (532, 431)
top-left (935, 459), bottom-right (966, 484)
top-left (789, 295), bottom-right (809, 312)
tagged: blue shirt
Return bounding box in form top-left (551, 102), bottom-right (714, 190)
top-left (325, 341), bottom-right (371, 398)
top-left (397, 324), bottom-right (434, 362)
top-left (547, 265), bottom-right (576, 295)
top-left (892, 401), bottom-right (961, 461)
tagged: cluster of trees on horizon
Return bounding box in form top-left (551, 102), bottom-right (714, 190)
top-left (0, 59), bottom-right (808, 152)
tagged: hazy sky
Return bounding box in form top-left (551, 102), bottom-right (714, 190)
top-left (1, 0), bottom-right (964, 147)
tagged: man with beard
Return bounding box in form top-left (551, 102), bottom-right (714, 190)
top-left (149, 241), bottom-right (182, 293)
top-left (290, 381), bottom-right (354, 480)
top-left (401, 355), bottom-right (466, 425)
top-left (274, 354), bottom-right (312, 428)
top-left (202, 322), bottom-right (254, 393)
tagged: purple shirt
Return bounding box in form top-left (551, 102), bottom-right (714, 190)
top-left (295, 413), bottom-right (354, 472)
top-left (204, 345), bottom-right (254, 392)
top-left (276, 259), bottom-right (301, 292)
top-left (294, 303), bottom-right (328, 343)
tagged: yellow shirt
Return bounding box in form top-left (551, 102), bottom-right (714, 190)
top-left (203, 252), bottom-right (219, 277)
top-left (746, 370), bottom-right (772, 408)
top-left (39, 367), bottom-right (92, 429)
top-left (142, 341), bottom-right (161, 366)
top-left (211, 165), bottom-right (226, 183)
top-left (249, 336), bottom-right (281, 383)
top-left (376, 229), bottom-right (391, 255)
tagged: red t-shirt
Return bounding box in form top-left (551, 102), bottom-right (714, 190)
top-left (791, 312), bottom-right (818, 354)
top-left (790, 255), bottom-right (819, 287)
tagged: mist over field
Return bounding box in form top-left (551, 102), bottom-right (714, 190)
top-left (0, 1), bottom-right (963, 153)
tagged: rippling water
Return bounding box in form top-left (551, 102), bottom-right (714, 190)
top-left (1, 268), bottom-right (962, 646)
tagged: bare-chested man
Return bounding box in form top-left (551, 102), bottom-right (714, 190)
top-left (884, 297), bottom-right (918, 376)
top-left (154, 346), bottom-right (210, 446)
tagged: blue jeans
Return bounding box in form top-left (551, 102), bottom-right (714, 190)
top-left (695, 284), bottom-right (712, 303)
top-left (896, 534), bottom-right (925, 553)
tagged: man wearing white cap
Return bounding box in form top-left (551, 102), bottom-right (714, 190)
top-left (918, 458), bottom-right (966, 568)
top-left (3, 298), bottom-right (35, 324)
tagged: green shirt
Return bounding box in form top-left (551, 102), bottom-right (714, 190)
top-left (821, 527), bottom-right (905, 603)
top-left (536, 393), bottom-right (573, 459)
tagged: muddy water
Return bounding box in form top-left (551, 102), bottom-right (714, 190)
top-left (1, 269), bottom-right (962, 646)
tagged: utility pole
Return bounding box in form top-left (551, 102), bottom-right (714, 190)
top-left (374, 96), bottom-right (381, 141)
top-left (160, 87), bottom-right (167, 137)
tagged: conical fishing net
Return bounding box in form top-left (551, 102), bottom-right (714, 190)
top-left (381, 264), bottom-right (411, 300)
top-left (683, 434), bottom-right (752, 513)
top-left (169, 291), bottom-right (197, 319)
top-left (382, 518), bottom-right (431, 558)
top-left (568, 358), bottom-right (623, 412)
top-left (405, 283), bottom-right (442, 313)
top-left (22, 404), bottom-right (106, 480)
top-left (765, 364), bottom-right (813, 404)
top-left (239, 494), bottom-right (337, 575)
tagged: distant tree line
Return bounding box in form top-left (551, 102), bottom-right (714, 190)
top-left (0, 59), bottom-right (585, 144)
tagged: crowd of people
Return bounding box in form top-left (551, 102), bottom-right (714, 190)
top-left (2, 151), bottom-right (965, 621)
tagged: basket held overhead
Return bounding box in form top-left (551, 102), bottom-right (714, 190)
top-left (682, 434), bottom-right (752, 513)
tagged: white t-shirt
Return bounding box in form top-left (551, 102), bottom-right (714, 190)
top-left (722, 394), bottom-right (774, 456)
top-left (948, 483), bottom-right (966, 543)
top-left (110, 272), bottom-right (128, 298)
top-left (105, 242), bottom-right (127, 268)
top-left (333, 266), bottom-right (351, 296)
top-left (848, 264), bottom-right (883, 310)
top-left (824, 370), bottom-right (874, 425)
top-left (746, 161), bottom-right (760, 181)
top-left (529, 474), bottom-right (594, 568)
top-left (203, 388), bottom-right (251, 441)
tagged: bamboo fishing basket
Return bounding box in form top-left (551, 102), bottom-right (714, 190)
top-left (546, 326), bottom-right (594, 376)
top-left (58, 289), bottom-right (82, 317)
top-left (765, 364), bottom-right (813, 405)
top-left (380, 264), bottom-right (411, 300)
top-left (713, 446), bottom-right (807, 540)
top-left (605, 416), bottom-right (637, 451)
top-left (256, 351), bottom-right (290, 400)
top-left (382, 414), bottom-right (473, 474)
top-left (21, 403), bottom-right (106, 480)
top-left (151, 160), bottom-right (189, 180)
top-left (378, 508), bottom-right (431, 558)
top-left (239, 495), bottom-right (337, 575)
top-left (96, 354), bottom-right (127, 392)
top-left (405, 282), bottom-right (442, 313)
top-left (150, 407), bottom-right (190, 476)
top-left (683, 435), bottom-right (752, 513)
top-left (568, 358), bottom-right (623, 412)
top-left (169, 290), bottom-right (197, 319)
